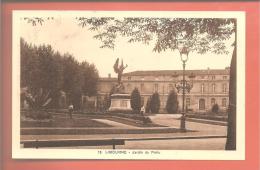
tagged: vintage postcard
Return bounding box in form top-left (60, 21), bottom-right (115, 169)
top-left (12, 10), bottom-right (245, 160)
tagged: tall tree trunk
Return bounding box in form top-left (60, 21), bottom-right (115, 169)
top-left (225, 46), bottom-right (236, 150)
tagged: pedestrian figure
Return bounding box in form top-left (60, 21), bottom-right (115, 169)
top-left (68, 104), bottom-right (74, 119)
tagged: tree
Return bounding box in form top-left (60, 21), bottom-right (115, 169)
top-left (21, 39), bottom-right (63, 109)
top-left (225, 46), bottom-right (236, 150)
top-left (130, 88), bottom-right (142, 113)
top-left (104, 85), bottom-right (117, 111)
top-left (62, 54), bottom-right (83, 110)
top-left (21, 39), bottom-right (99, 110)
top-left (61, 54), bottom-right (99, 110)
top-left (166, 90), bottom-right (179, 113)
top-left (145, 97), bottom-right (151, 113)
top-left (81, 62), bottom-right (99, 97)
top-left (78, 17), bottom-right (236, 150)
top-left (150, 92), bottom-right (160, 113)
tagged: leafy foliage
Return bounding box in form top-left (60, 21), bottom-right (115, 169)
top-left (77, 17), bottom-right (235, 54)
top-left (81, 62), bottom-right (99, 96)
top-left (150, 92), bottom-right (160, 113)
top-left (102, 86), bottom-right (118, 111)
top-left (23, 17), bottom-right (54, 26)
top-left (145, 97), bottom-right (151, 113)
top-left (21, 87), bottom-right (52, 110)
top-left (130, 88), bottom-right (142, 113)
top-left (166, 90), bottom-right (179, 113)
top-left (77, 17), bottom-right (116, 49)
top-left (21, 38), bottom-right (99, 110)
top-left (21, 38), bottom-right (63, 108)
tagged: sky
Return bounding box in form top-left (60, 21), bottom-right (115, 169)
top-left (20, 17), bottom-right (234, 77)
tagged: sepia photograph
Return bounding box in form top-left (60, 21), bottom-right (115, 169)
top-left (12, 11), bottom-right (245, 160)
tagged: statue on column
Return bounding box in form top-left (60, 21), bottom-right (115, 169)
top-left (113, 58), bottom-right (128, 93)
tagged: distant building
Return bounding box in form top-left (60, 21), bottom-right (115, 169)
top-left (97, 67), bottom-right (230, 113)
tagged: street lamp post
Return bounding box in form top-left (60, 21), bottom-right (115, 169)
top-left (181, 54), bottom-right (187, 130)
top-left (175, 39), bottom-right (194, 131)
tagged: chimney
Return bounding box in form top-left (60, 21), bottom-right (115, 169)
top-left (108, 73), bottom-right (111, 78)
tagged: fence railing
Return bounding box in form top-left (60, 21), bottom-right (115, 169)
top-left (20, 135), bottom-right (226, 149)
top-left (21, 139), bottom-right (125, 149)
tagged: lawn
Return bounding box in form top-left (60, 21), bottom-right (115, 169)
top-left (20, 111), bottom-right (191, 135)
top-left (21, 110), bottom-right (166, 129)
top-left (51, 112), bottom-right (165, 128)
top-left (21, 116), bottom-right (112, 128)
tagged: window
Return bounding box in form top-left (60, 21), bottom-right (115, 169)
top-left (222, 83), bottom-right (227, 93)
top-left (127, 76), bottom-right (131, 80)
top-left (199, 99), bottom-right (205, 110)
top-left (222, 98), bottom-right (227, 107)
top-left (212, 75), bottom-right (215, 80)
top-left (223, 76), bottom-right (227, 80)
top-left (211, 98), bottom-right (216, 106)
top-left (140, 83), bottom-right (144, 92)
top-left (186, 98), bottom-right (191, 107)
top-left (212, 83), bottom-right (216, 93)
top-left (201, 76), bottom-right (205, 79)
top-left (201, 84), bottom-right (205, 93)
top-left (154, 83), bottom-right (159, 92)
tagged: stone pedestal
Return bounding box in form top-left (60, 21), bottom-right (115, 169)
top-left (109, 94), bottom-right (132, 112)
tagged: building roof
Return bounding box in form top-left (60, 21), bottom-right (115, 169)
top-left (122, 68), bottom-right (230, 76)
top-left (99, 77), bottom-right (117, 82)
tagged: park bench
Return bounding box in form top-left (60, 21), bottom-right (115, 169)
top-left (21, 139), bottom-right (125, 149)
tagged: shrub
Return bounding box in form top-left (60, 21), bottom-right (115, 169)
top-left (166, 90), bottom-right (179, 113)
top-left (36, 111), bottom-right (52, 120)
top-left (130, 88), bottom-right (142, 113)
top-left (104, 87), bottom-right (116, 111)
top-left (25, 110), bottom-right (52, 120)
top-left (212, 104), bottom-right (219, 114)
top-left (145, 97), bottom-right (151, 113)
top-left (142, 116), bottom-right (152, 124)
top-left (150, 92), bottom-right (160, 113)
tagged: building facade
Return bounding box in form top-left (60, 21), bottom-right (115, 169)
top-left (97, 68), bottom-right (230, 113)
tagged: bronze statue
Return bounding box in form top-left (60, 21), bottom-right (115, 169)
top-left (113, 58), bottom-right (128, 93)
top-left (113, 58), bottom-right (128, 84)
